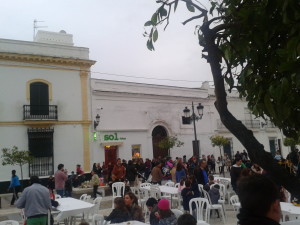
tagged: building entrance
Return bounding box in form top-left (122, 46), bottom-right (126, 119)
top-left (104, 145), bottom-right (118, 166)
top-left (152, 125), bottom-right (168, 159)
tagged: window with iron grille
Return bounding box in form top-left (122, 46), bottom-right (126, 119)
top-left (28, 128), bottom-right (54, 176)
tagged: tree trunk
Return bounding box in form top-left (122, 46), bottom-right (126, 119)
top-left (202, 26), bottom-right (300, 198)
top-left (19, 164), bottom-right (24, 189)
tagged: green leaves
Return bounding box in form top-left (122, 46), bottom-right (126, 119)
top-left (1, 146), bottom-right (33, 166)
top-left (186, 1), bottom-right (195, 12)
top-left (147, 39), bottom-right (155, 51)
top-left (151, 12), bottom-right (158, 24)
top-left (153, 29), bottom-right (158, 42)
top-left (144, 21), bottom-right (153, 26)
top-left (158, 136), bottom-right (184, 150)
top-left (210, 135), bottom-right (230, 147)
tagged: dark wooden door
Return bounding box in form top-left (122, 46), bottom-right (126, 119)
top-left (30, 82), bottom-right (49, 115)
top-left (152, 126), bottom-right (168, 159)
top-left (105, 146), bottom-right (117, 166)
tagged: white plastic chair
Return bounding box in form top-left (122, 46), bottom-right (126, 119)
top-left (55, 194), bottom-right (61, 199)
top-left (203, 190), bottom-right (226, 224)
top-left (211, 183), bottom-right (226, 212)
top-left (79, 193), bottom-right (88, 201)
top-left (0, 221), bottom-right (19, 225)
top-left (175, 183), bottom-right (180, 188)
top-left (140, 182), bottom-right (151, 188)
top-left (230, 195), bottom-right (240, 212)
top-left (112, 182), bottom-right (125, 208)
top-left (171, 209), bottom-right (183, 219)
top-left (165, 181), bottom-right (175, 187)
top-left (189, 198), bottom-right (210, 225)
top-left (85, 197), bottom-right (103, 223)
top-left (149, 185), bottom-right (162, 199)
top-left (198, 184), bottom-right (205, 196)
top-left (131, 186), bottom-right (146, 211)
top-left (92, 214), bottom-right (105, 225)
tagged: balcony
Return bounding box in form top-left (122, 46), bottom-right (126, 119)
top-left (217, 119), bottom-right (260, 130)
top-left (23, 105), bottom-right (58, 120)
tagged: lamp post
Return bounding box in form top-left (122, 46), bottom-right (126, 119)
top-left (94, 114), bottom-right (100, 130)
top-left (182, 102), bottom-right (204, 157)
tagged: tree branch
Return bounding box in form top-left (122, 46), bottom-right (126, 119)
top-left (182, 14), bottom-right (205, 25)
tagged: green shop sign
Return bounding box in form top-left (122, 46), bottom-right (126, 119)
top-left (103, 133), bottom-right (126, 141)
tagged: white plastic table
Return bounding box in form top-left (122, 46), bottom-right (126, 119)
top-left (214, 177), bottom-right (231, 182)
top-left (142, 185), bottom-right (179, 195)
top-left (280, 202), bottom-right (300, 216)
top-left (110, 221), bottom-right (147, 225)
top-left (142, 185), bottom-right (179, 205)
top-left (55, 197), bottom-right (94, 223)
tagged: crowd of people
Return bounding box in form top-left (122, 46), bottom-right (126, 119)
top-left (7, 147), bottom-right (300, 225)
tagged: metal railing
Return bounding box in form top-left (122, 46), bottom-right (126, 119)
top-left (23, 105), bottom-right (58, 120)
top-left (217, 119), bottom-right (261, 130)
top-left (29, 156), bottom-right (54, 177)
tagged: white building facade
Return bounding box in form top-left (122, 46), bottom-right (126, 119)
top-left (0, 32), bottom-right (288, 183)
top-left (91, 79), bottom-right (288, 165)
top-left (0, 31), bottom-right (95, 182)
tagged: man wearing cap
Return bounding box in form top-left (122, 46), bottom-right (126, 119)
top-left (156, 199), bottom-right (177, 225)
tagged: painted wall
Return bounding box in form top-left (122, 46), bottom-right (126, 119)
top-left (0, 37), bottom-right (93, 182)
top-left (91, 79), bottom-right (289, 162)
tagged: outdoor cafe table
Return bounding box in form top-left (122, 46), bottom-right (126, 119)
top-left (280, 202), bottom-right (300, 216)
top-left (142, 185), bottom-right (179, 205)
top-left (110, 221), bottom-right (148, 225)
top-left (235, 202), bottom-right (300, 218)
top-left (214, 176), bottom-right (231, 182)
top-left (54, 197), bottom-right (94, 223)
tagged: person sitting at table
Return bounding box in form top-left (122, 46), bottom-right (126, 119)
top-left (177, 178), bottom-right (186, 192)
top-left (189, 175), bottom-right (201, 198)
top-left (124, 192), bottom-right (145, 222)
top-left (112, 159), bottom-right (126, 182)
top-left (105, 197), bottom-right (130, 223)
top-left (181, 180), bottom-right (195, 213)
top-left (76, 164), bottom-right (84, 175)
top-left (146, 198), bottom-right (159, 225)
top-left (155, 199), bottom-right (177, 225)
top-left (237, 175), bottom-right (281, 225)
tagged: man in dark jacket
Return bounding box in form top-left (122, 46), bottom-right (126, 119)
top-left (230, 158), bottom-right (243, 193)
top-left (237, 175), bottom-right (281, 225)
top-left (194, 159), bottom-right (208, 186)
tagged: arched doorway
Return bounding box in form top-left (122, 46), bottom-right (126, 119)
top-left (152, 125), bottom-right (168, 159)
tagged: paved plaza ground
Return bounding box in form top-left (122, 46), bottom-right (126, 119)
top-left (0, 195), bottom-right (238, 225)
top-left (0, 172), bottom-right (238, 224)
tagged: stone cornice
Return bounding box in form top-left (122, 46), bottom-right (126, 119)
top-left (0, 120), bottom-right (92, 126)
top-left (0, 52), bottom-right (96, 67)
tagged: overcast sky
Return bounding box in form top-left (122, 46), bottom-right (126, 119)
top-left (1, 0), bottom-right (213, 87)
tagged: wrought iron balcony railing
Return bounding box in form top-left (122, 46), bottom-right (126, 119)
top-left (23, 105), bottom-right (58, 120)
top-left (217, 119), bottom-right (261, 130)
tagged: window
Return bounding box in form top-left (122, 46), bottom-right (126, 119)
top-left (132, 145), bottom-right (141, 159)
top-left (28, 128), bottom-right (54, 176)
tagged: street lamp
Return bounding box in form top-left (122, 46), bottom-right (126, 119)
top-left (94, 114), bottom-right (100, 130)
top-left (182, 102), bottom-right (204, 157)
